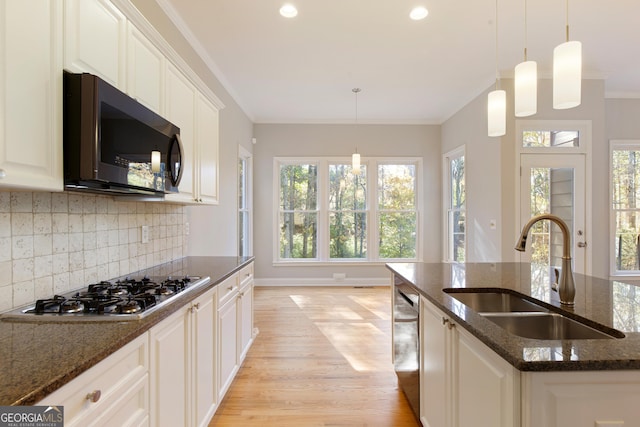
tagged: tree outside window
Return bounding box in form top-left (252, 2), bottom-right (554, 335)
top-left (329, 163), bottom-right (367, 259)
top-left (612, 145), bottom-right (640, 273)
top-left (279, 164), bottom-right (318, 259)
top-left (276, 158), bottom-right (420, 262)
top-left (378, 164), bottom-right (417, 259)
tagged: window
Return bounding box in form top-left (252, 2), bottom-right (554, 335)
top-left (611, 141), bottom-right (640, 275)
top-left (378, 164), bottom-right (417, 259)
top-left (278, 162), bottom-right (318, 259)
top-left (275, 158), bottom-right (420, 263)
top-left (443, 147), bottom-right (465, 262)
top-left (238, 146), bottom-right (253, 257)
top-left (329, 163), bottom-right (367, 259)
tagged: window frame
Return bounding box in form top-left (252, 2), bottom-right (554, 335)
top-left (610, 140), bottom-right (640, 277)
top-left (238, 145), bottom-right (253, 257)
top-left (273, 157), bottom-right (422, 264)
top-left (443, 146), bottom-right (465, 263)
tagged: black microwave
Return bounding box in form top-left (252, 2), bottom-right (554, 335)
top-left (63, 71), bottom-right (183, 197)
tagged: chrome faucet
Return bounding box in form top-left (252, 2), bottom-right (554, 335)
top-left (515, 213), bottom-right (575, 306)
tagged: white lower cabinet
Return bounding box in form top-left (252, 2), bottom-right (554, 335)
top-left (420, 296), bottom-right (519, 427)
top-left (37, 333), bottom-right (149, 427)
top-left (217, 264), bottom-right (255, 401)
top-left (150, 286), bottom-right (217, 427)
top-left (522, 370), bottom-right (640, 427)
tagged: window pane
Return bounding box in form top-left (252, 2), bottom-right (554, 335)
top-left (238, 159), bottom-right (245, 209)
top-left (522, 130), bottom-right (579, 148)
top-left (378, 164), bottom-right (416, 209)
top-left (450, 157), bottom-right (465, 209)
top-left (279, 212), bottom-right (317, 258)
top-left (280, 164), bottom-right (318, 210)
top-left (612, 149), bottom-right (640, 209)
top-left (379, 212), bottom-right (416, 259)
top-left (449, 210), bottom-right (465, 262)
top-left (615, 211), bottom-right (640, 271)
top-left (238, 211), bottom-right (245, 256)
top-left (329, 164), bottom-right (367, 210)
top-left (329, 212), bottom-right (366, 258)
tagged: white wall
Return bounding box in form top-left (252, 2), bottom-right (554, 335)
top-left (130, 0), bottom-right (254, 257)
top-left (441, 88), bottom-right (502, 262)
top-left (252, 123), bottom-right (441, 283)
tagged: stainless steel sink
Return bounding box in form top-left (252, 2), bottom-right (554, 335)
top-left (481, 312), bottom-right (622, 340)
top-left (443, 288), bottom-right (548, 312)
top-left (443, 288), bottom-right (624, 340)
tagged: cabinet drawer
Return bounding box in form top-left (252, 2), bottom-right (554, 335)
top-left (38, 333), bottom-right (148, 424)
top-left (238, 263), bottom-right (253, 287)
top-left (217, 275), bottom-right (239, 306)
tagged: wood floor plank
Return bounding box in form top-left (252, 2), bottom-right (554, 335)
top-left (209, 286), bottom-right (420, 427)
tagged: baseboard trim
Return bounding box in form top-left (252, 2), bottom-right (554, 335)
top-left (254, 277), bottom-right (390, 287)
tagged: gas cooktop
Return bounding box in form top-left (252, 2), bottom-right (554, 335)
top-left (1, 275), bottom-right (210, 322)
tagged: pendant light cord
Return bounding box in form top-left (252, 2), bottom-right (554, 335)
top-left (494, 0), bottom-right (499, 90)
top-left (565, 0), bottom-right (570, 42)
top-left (523, 0), bottom-right (528, 61)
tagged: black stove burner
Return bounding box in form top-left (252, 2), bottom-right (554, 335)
top-left (25, 275), bottom-right (202, 318)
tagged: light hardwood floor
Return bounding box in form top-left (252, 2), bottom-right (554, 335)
top-left (209, 286), bottom-right (420, 427)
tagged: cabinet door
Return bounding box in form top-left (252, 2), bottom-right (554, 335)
top-left (150, 308), bottom-right (190, 427)
top-left (64, 0), bottom-right (126, 88)
top-left (164, 63), bottom-right (196, 203)
top-left (127, 23), bottom-right (164, 113)
top-left (38, 334), bottom-right (149, 427)
top-left (218, 294), bottom-right (239, 400)
top-left (195, 94), bottom-right (220, 204)
top-left (523, 370), bottom-right (640, 427)
top-left (192, 289), bottom-right (217, 427)
top-left (0, 0), bottom-right (63, 191)
top-left (238, 281), bottom-right (254, 361)
top-left (420, 297), bottom-right (449, 427)
top-left (456, 327), bottom-right (519, 427)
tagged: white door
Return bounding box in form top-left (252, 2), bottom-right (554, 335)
top-left (519, 154), bottom-right (588, 295)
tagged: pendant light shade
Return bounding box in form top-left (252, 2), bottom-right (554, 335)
top-left (351, 88), bottom-right (362, 174)
top-left (487, 89), bottom-right (506, 137)
top-left (352, 152), bottom-right (361, 174)
top-left (514, 60), bottom-right (537, 117)
top-left (553, 40), bottom-right (582, 109)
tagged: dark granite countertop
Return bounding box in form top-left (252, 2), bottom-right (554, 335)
top-left (0, 256), bottom-right (254, 406)
top-left (387, 262), bottom-right (640, 372)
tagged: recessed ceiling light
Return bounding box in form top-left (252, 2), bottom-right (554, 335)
top-left (409, 6), bottom-right (429, 20)
top-left (280, 4), bottom-right (298, 18)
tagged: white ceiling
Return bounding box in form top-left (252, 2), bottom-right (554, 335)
top-left (158, 0), bottom-right (640, 124)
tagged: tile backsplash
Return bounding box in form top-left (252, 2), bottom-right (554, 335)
top-left (0, 191), bottom-right (187, 312)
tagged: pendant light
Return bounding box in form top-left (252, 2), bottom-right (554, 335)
top-left (351, 88), bottom-right (361, 174)
top-left (487, 0), bottom-right (505, 137)
top-left (553, 0), bottom-right (581, 109)
top-left (514, 0), bottom-right (537, 117)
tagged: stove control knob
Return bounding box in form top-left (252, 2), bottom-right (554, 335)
top-left (86, 390), bottom-right (101, 403)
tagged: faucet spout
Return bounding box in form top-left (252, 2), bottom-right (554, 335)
top-left (515, 214), bottom-right (575, 306)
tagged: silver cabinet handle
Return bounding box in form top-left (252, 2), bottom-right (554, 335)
top-left (577, 242), bottom-right (587, 248)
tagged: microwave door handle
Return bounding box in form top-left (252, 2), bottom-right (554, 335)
top-left (168, 133), bottom-right (183, 187)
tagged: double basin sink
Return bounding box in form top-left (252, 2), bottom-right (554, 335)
top-left (443, 288), bottom-right (625, 340)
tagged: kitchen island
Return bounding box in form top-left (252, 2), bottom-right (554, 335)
top-left (387, 262), bottom-right (640, 427)
top-left (0, 256), bottom-right (253, 408)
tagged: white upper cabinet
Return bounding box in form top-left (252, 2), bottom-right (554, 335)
top-left (0, 0), bottom-right (63, 191)
top-left (64, 0), bottom-right (127, 89)
top-left (164, 63), bottom-right (196, 204)
top-left (127, 22), bottom-right (164, 113)
top-left (195, 94), bottom-right (220, 204)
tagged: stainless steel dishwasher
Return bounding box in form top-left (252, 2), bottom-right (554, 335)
top-left (393, 275), bottom-right (420, 422)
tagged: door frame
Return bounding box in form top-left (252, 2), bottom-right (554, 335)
top-left (514, 120), bottom-right (593, 275)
